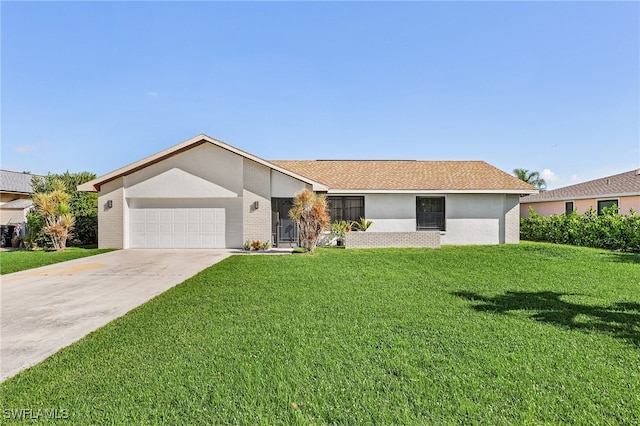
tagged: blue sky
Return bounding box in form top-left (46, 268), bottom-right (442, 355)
top-left (2, 1), bottom-right (638, 189)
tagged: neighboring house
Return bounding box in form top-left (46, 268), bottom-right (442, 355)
top-left (78, 134), bottom-right (537, 249)
top-left (520, 169), bottom-right (640, 218)
top-left (0, 170), bottom-right (39, 235)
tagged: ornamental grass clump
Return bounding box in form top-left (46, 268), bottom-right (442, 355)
top-left (288, 189), bottom-right (330, 253)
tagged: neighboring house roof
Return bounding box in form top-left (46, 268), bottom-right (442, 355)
top-left (271, 160), bottom-right (537, 194)
top-left (78, 134), bottom-right (329, 192)
top-left (0, 170), bottom-right (38, 194)
top-left (521, 169), bottom-right (640, 203)
top-left (1, 199), bottom-right (33, 209)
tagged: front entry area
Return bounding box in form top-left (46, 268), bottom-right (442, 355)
top-left (129, 207), bottom-right (226, 248)
top-left (271, 198), bottom-right (298, 247)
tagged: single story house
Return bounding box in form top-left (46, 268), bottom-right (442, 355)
top-left (520, 169), bottom-right (640, 218)
top-left (78, 134), bottom-right (537, 249)
top-left (0, 170), bottom-right (39, 236)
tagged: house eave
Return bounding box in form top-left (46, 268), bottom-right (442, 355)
top-left (327, 189), bottom-right (538, 195)
top-left (522, 191), bottom-right (640, 203)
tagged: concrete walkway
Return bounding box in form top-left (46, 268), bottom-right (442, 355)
top-left (0, 249), bottom-right (233, 382)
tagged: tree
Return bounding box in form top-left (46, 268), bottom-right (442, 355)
top-left (30, 171), bottom-right (98, 245)
top-left (32, 179), bottom-right (76, 251)
top-left (513, 168), bottom-right (547, 192)
top-left (289, 189), bottom-right (330, 252)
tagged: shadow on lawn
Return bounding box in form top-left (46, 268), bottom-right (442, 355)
top-left (453, 290), bottom-right (640, 347)
top-left (598, 252), bottom-right (640, 264)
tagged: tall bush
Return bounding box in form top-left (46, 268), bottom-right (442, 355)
top-left (521, 206), bottom-right (640, 252)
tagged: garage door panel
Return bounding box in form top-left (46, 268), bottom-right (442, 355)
top-left (158, 235), bottom-right (173, 245)
top-left (159, 211), bottom-right (173, 222)
top-left (129, 207), bottom-right (225, 248)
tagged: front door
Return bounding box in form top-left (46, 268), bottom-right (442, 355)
top-left (272, 198), bottom-right (298, 247)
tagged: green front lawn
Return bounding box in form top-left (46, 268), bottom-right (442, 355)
top-left (0, 247), bottom-right (116, 275)
top-left (1, 243), bottom-right (638, 424)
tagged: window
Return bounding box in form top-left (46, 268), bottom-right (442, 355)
top-left (565, 201), bottom-right (574, 215)
top-left (416, 197), bottom-right (445, 231)
top-left (327, 196), bottom-right (364, 223)
top-left (597, 199), bottom-right (618, 216)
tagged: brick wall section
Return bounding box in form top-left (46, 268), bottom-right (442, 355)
top-left (98, 178), bottom-right (124, 249)
top-left (504, 195), bottom-right (520, 244)
top-left (345, 231), bottom-right (440, 249)
top-left (243, 159), bottom-right (272, 245)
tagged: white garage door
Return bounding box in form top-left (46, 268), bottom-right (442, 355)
top-left (129, 208), bottom-right (225, 248)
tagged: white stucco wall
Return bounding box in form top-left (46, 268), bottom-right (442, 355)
top-left (364, 194), bottom-right (417, 232)
top-left (271, 171), bottom-right (308, 198)
top-left (443, 194), bottom-right (504, 245)
top-left (361, 193), bottom-right (517, 245)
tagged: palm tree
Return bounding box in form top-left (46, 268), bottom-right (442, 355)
top-left (32, 179), bottom-right (76, 250)
top-left (289, 189), bottom-right (330, 252)
top-left (513, 168), bottom-right (547, 192)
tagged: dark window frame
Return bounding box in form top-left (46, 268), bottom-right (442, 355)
top-left (327, 196), bottom-right (365, 223)
top-left (416, 196), bottom-right (446, 231)
top-left (565, 201), bottom-right (574, 215)
top-left (597, 199), bottom-right (618, 216)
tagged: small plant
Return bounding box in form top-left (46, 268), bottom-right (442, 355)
top-left (331, 220), bottom-right (351, 238)
top-left (251, 240), bottom-right (262, 251)
top-left (352, 217), bottom-right (373, 231)
top-left (331, 220), bottom-right (352, 247)
top-left (243, 240), bottom-right (252, 251)
top-left (260, 240), bottom-right (271, 251)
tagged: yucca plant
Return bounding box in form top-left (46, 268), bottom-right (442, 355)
top-left (32, 179), bottom-right (76, 251)
top-left (289, 189), bottom-right (330, 253)
top-left (352, 217), bottom-right (373, 231)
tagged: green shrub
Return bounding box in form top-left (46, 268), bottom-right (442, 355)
top-left (521, 205), bottom-right (640, 252)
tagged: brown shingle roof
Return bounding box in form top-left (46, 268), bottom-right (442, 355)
top-left (270, 160), bottom-right (536, 192)
top-left (521, 169), bottom-right (640, 202)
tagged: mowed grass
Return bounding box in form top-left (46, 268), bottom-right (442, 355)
top-left (0, 247), bottom-right (115, 275)
top-left (1, 243), bottom-right (638, 424)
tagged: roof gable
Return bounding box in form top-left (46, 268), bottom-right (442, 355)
top-left (78, 135), bottom-right (328, 192)
top-left (270, 160), bottom-right (536, 193)
top-left (521, 169), bottom-right (640, 202)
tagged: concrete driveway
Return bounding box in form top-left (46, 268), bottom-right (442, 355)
top-left (0, 249), bottom-right (233, 382)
